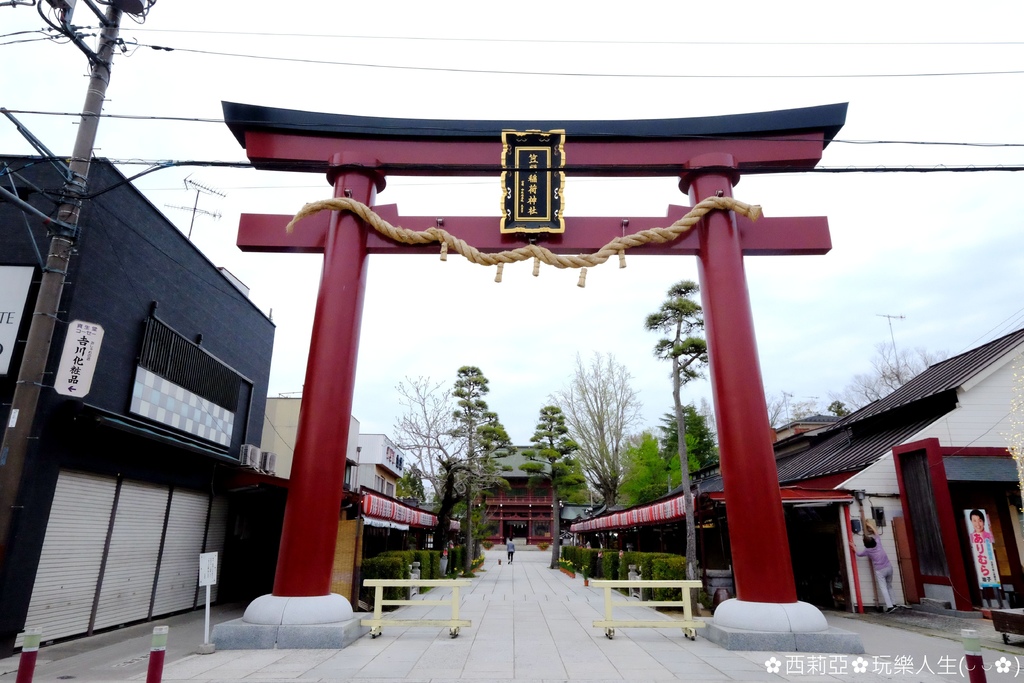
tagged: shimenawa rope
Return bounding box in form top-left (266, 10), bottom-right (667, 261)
top-left (285, 195), bottom-right (762, 288)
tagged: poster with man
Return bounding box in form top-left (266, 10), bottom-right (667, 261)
top-left (965, 508), bottom-right (1000, 589)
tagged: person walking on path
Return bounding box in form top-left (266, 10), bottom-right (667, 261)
top-left (852, 535), bottom-right (896, 612)
top-left (507, 538), bottom-right (515, 563)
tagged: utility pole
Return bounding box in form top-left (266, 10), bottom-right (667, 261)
top-left (0, 2), bottom-right (125, 569)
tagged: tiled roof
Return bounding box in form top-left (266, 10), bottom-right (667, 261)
top-left (698, 326), bottom-right (1024, 492)
top-left (775, 419), bottom-right (939, 483)
top-left (830, 327), bottom-right (1024, 428)
top-left (943, 456), bottom-right (1018, 482)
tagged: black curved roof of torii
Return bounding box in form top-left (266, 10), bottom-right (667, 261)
top-left (222, 101), bottom-right (848, 148)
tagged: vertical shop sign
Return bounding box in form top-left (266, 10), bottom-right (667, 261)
top-left (54, 320), bottom-right (104, 397)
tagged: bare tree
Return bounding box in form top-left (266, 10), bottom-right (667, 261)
top-left (393, 371), bottom-right (512, 567)
top-left (766, 393), bottom-right (788, 429)
top-left (831, 342), bottom-right (947, 409)
top-left (393, 376), bottom-right (462, 550)
top-left (552, 352), bottom-right (641, 507)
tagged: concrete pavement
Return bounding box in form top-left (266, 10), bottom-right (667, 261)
top-left (2, 546), bottom-right (1021, 682)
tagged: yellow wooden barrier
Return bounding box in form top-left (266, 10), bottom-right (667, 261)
top-left (361, 579), bottom-right (471, 638)
top-left (589, 579), bottom-right (705, 640)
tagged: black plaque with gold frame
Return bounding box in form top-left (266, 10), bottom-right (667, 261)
top-left (500, 130), bottom-right (566, 234)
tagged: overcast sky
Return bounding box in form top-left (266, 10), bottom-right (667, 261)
top-left (3, 1), bottom-right (1023, 445)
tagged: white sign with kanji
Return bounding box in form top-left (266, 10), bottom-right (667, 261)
top-left (54, 320), bottom-right (104, 397)
top-left (199, 552), bottom-right (218, 587)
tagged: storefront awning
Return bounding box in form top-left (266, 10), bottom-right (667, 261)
top-left (705, 488), bottom-right (854, 504)
top-left (570, 495), bottom-right (689, 533)
top-left (363, 516), bottom-right (409, 531)
top-left (361, 492), bottom-right (437, 528)
top-left (569, 488), bottom-right (852, 533)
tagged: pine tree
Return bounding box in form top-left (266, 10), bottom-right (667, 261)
top-left (521, 406), bottom-right (585, 568)
top-left (451, 366), bottom-right (513, 573)
top-left (645, 280), bottom-right (707, 590)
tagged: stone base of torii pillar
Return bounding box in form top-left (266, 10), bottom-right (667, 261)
top-left (704, 599), bottom-right (864, 653)
top-left (212, 594), bottom-right (369, 650)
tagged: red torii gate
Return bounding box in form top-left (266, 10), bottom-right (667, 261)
top-left (224, 101), bottom-right (848, 639)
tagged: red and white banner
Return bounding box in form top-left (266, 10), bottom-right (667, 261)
top-left (362, 493), bottom-right (437, 528)
top-left (569, 496), bottom-right (689, 533)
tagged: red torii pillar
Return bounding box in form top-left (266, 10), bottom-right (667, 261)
top-left (225, 102), bottom-right (846, 638)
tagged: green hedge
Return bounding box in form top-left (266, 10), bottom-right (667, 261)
top-left (559, 546), bottom-right (687, 595)
top-left (651, 555), bottom-right (689, 600)
top-left (561, 546), bottom-right (602, 577)
top-left (360, 553), bottom-right (409, 607)
top-left (360, 549), bottom-right (451, 608)
top-left (602, 551), bottom-right (619, 581)
top-left (448, 545), bottom-right (464, 574)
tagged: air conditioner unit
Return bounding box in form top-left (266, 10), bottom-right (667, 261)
top-left (260, 451), bottom-right (277, 475)
top-left (239, 444), bottom-right (261, 469)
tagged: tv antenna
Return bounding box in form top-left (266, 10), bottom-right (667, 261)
top-left (165, 204), bottom-right (222, 227)
top-left (781, 390), bottom-right (793, 425)
top-left (877, 313), bottom-right (905, 355)
top-left (167, 175), bottom-right (226, 239)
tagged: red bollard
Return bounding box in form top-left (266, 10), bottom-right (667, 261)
top-left (15, 629), bottom-right (41, 683)
top-left (145, 626), bottom-right (169, 683)
top-left (962, 629), bottom-right (988, 683)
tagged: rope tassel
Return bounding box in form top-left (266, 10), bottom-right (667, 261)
top-left (440, 242), bottom-right (448, 261)
top-left (533, 257), bottom-right (540, 277)
top-left (618, 250), bottom-right (626, 269)
top-left (495, 263), bottom-right (504, 283)
top-left (577, 268), bottom-right (587, 288)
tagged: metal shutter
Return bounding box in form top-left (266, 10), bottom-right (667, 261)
top-left (151, 488), bottom-right (207, 616)
top-left (203, 495), bottom-right (228, 602)
top-left (19, 471), bottom-right (117, 644)
top-left (92, 481), bottom-right (168, 630)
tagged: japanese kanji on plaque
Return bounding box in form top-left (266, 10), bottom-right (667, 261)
top-left (500, 129), bottom-right (565, 234)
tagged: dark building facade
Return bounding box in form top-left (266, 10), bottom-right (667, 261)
top-left (0, 156), bottom-right (275, 655)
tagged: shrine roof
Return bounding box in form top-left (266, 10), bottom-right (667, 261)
top-left (222, 101), bottom-right (848, 148)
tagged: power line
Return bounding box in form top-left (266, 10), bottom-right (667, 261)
top-left (11, 156), bottom-right (1024, 182)
top-left (3, 109), bottom-right (1024, 150)
top-left (111, 31), bottom-right (1024, 47)
top-left (41, 26), bottom-right (1024, 47)
top-left (122, 41), bottom-right (1024, 80)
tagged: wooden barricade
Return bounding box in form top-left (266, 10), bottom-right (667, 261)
top-left (361, 579), bottom-right (471, 638)
top-left (589, 579), bottom-right (705, 640)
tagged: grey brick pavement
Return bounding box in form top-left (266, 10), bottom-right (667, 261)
top-left (2, 547), bottom-right (1019, 682)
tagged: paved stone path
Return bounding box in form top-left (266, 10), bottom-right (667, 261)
top-left (2, 547), bottom-right (1019, 682)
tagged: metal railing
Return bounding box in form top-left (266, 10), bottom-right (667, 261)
top-left (361, 579), bottom-right (471, 638)
top-left (589, 579), bottom-right (705, 640)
